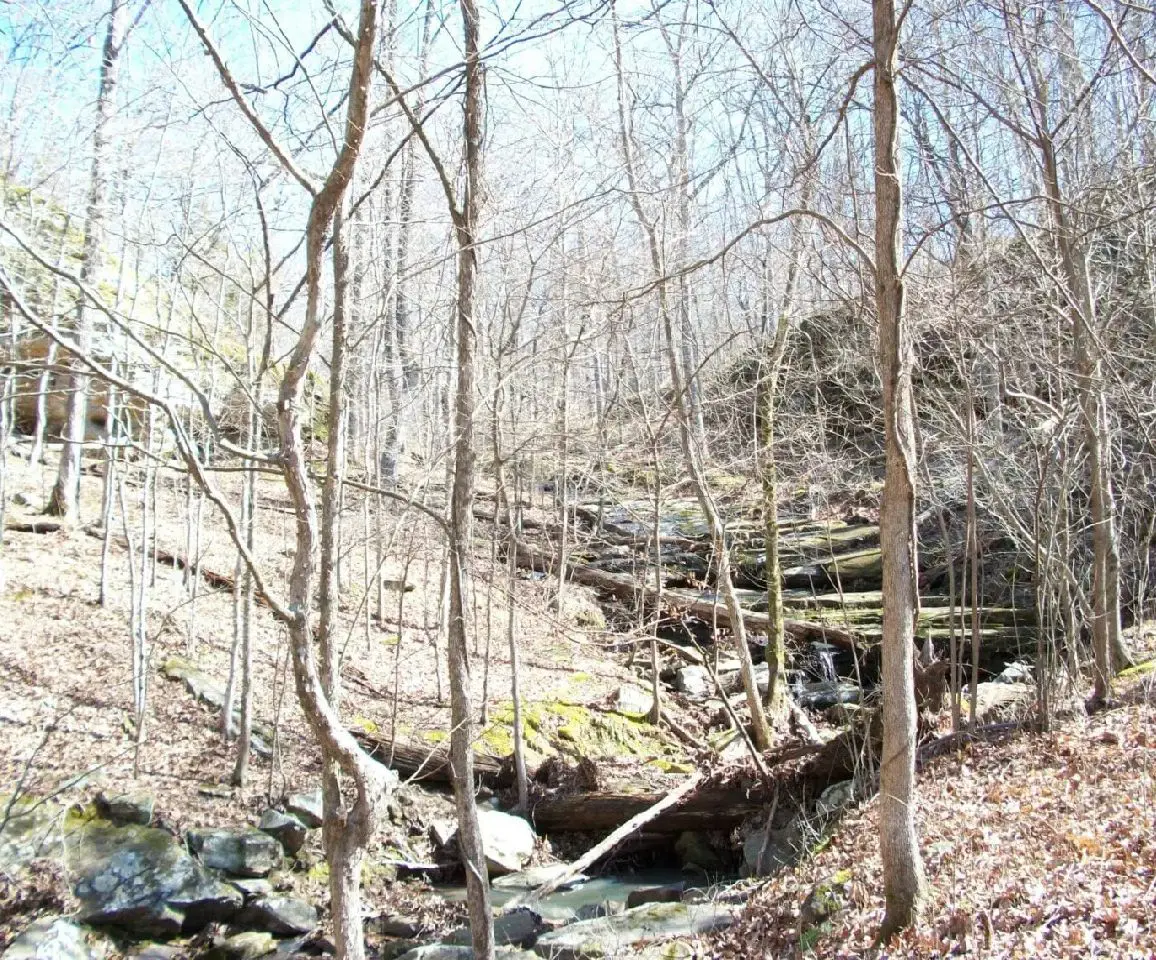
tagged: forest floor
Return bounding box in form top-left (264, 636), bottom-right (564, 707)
top-left (3, 441), bottom-right (1156, 958)
top-left (710, 653), bottom-right (1156, 959)
top-left (0, 441), bottom-right (650, 937)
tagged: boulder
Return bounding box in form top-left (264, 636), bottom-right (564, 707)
top-left (624, 884), bottom-right (685, 909)
top-left (742, 818), bottom-right (804, 877)
top-left (284, 790), bottom-right (323, 829)
top-left (673, 832), bottom-right (724, 873)
top-left (257, 810), bottom-right (307, 856)
top-left (477, 810), bottom-right (536, 875)
top-left (816, 780), bottom-right (856, 817)
top-left (447, 908), bottom-right (542, 948)
top-left (491, 864), bottom-right (588, 892)
top-left (3, 918), bottom-right (107, 960)
top-left (435, 810), bottom-right (535, 876)
top-left (375, 917), bottom-right (427, 939)
top-left (531, 901), bottom-right (737, 959)
top-left (611, 685), bottom-right (654, 719)
top-left (68, 823), bottom-right (242, 936)
top-left (95, 792), bottom-right (154, 826)
top-left (229, 878), bottom-right (273, 901)
top-left (206, 932), bottom-right (275, 960)
top-left (240, 896), bottom-right (317, 935)
top-left (798, 870), bottom-right (852, 941)
top-left (673, 666), bottom-right (710, 698)
top-left (188, 828), bottom-right (281, 878)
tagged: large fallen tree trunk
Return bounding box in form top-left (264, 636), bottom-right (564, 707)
top-left (530, 780), bottom-right (776, 834)
top-left (512, 541), bottom-right (861, 651)
top-left (351, 728), bottom-right (510, 788)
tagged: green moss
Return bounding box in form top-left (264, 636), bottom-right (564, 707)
top-left (1119, 659), bottom-right (1156, 679)
top-left (351, 716), bottom-right (379, 734)
top-left (306, 861), bottom-right (330, 882)
top-left (420, 730), bottom-right (448, 744)
top-left (63, 802), bottom-right (110, 832)
top-left (472, 698), bottom-right (683, 765)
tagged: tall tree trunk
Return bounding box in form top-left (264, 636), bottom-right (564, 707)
top-left (46, 0), bottom-right (127, 521)
top-left (176, 1), bottom-right (387, 957)
top-left (448, 0), bottom-right (494, 954)
top-left (873, 0), bottom-right (927, 940)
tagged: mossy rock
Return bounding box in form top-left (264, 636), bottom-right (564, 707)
top-left (1119, 659), bottom-right (1156, 679)
top-left (472, 699), bottom-right (685, 766)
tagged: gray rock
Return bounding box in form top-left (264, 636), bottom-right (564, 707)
top-left (491, 864), bottom-right (588, 892)
top-left (532, 901), bottom-right (738, 959)
top-left (447, 909), bottom-right (542, 949)
top-left (241, 896), bottom-right (317, 935)
top-left (742, 819), bottom-right (804, 877)
top-left (96, 792), bottom-right (154, 826)
top-left (673, 666), bottom-right (710, 698)
top-left (379, 941), bottom-right (424, 960)
top-left (437, 810), bottom-right (535, 876)
top-left (284, 790), bottom-right (323, 829)
top-left (996, 661), bottom-right (1034, 684)
top-left (0, 796), bottom-right (66, 872)
top-left (188, 828), bottom-right (281, 878)
top-left (673, 832), bottom-right (724, 873)
top-left (258, 810), bottom-right (307, 856)
top-left (478, 810), bottom-right (536, 875)
top-left (796, 681), bottom-right (860, 712)
top-left (376, 917), bottom-right (426, 939)
top-left (396, 948), bottom-right (538, 960)
top-left (816, 780), bottom-right (856, 817)
top-left (230, 878), bottom-right (273, 901)
top-left (611, 685), bottom-right (654, 719)
top-left (3, 918), bottom-right (105, 960)
top-left (798, 871), bottom-right (852, 936)
top-left (68, 823), bottom-right (242, 936)
top-left (429, 820), bottom-right (457, 851)
top-left (208, 932), bottom-right (276, 960)
top-left (624, 883), bottom-right (685, 909)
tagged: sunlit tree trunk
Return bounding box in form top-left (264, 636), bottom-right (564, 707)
top-left (47, 0), bottom-right (127, 521)
top-left (873, 0), bottom-right (927, 940)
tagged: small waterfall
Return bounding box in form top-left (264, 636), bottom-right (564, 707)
top-left (817, 647), bottom-right (838, 684)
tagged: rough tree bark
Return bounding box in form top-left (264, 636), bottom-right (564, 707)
top-left (873, 0), bottom-right (928, 940)
top-left (446, 0), bottom-right (495, 954)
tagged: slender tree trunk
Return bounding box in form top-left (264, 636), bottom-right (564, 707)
top-left (448, 0), bottom-right (494, 954)
top-left (47, 0), bottom-right (127, 521)
top-left (873, 0), bottom-right (927, 940)
top-left (1037, 135), bottom-right (1129, 702)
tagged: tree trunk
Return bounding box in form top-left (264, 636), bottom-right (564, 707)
top-left (46, 0), bottom-right (127, 521)
top-left (448, 0), bottom-right (495, 954)
top-left (873, 0), bottom-right (927, 940)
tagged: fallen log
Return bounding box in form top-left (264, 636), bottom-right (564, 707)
top-left (352, 728), bottom-right (510, 788)
top-left (84, 527), bottom-right (275, 609)
top-left (4, 517), bottom-right (63, 533)
top-left (512, 772), bottom-right (706, 907)
top-left (513, 541), bottom-right (862, 652)
top-left (530, 780), bottom-right (774, 834)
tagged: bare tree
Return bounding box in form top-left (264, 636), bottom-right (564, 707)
top-left (873, 0), bottom-right (927, 940)
top-left (46, 0), bottom-right (127, 521)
